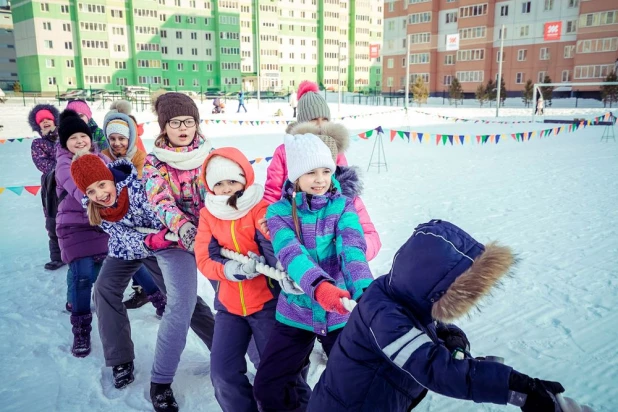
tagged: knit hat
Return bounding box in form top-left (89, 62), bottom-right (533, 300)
top-left (105, 118), bottom-right (130, 139)
top-left (154, 92), bottom-right (200, 131)
top-left (296, 81), bottom-right (331, 123)
top-left (205, 155), bottom-right (247, 190)
top-left (66, 99), bottom-right (93, 120)
top-left (284, 133), bottom-right (336, 183)
top-left (70, 153), bottom-right (114, 193)
top-left (59, 109), bottom-right (92, 149)
top-left (35, 109), bottom-right (55, 125)
top-left (28, 104), bottom-right (60, 133)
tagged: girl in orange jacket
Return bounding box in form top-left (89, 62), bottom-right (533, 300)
top-left (194, 147), bottom-right (279, 412)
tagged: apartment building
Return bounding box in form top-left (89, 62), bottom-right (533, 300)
top-left (10, 0), bottom-right (383, 93)
top-left (382, 0), bottom-right (618, 95)
top-left (0, 1), bottom-right (18, 89)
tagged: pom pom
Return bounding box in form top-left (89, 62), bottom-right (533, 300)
top-left (297, 81), bottom-right (319, 100)
top-left (109, 99), bottom-right (132, 115)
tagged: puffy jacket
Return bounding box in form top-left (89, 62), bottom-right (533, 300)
top-left (89, 118), bottom-right (108, 151)
top-left (143, 137), bottom-right (210, 235)
top-left (31, 130), bottom-right (59, 174)
top-left (195, 147), bottom-right (279, 317)
top-left (55, 146), bottom-right (109, 263)
top-left (308, 220), bottom-right (516, 411)
top-left (266, 178), bottom-right (374, 335)
top-left (83, 159), bottom-right (162, 261)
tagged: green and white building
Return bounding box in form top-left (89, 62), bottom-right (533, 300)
top-left (11, 0), bottom-right (383, 93)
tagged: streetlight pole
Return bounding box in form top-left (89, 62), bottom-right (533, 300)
top-left (338, 41), bottom-right (342, 114)
top-left (404, 33), bottom-right (411, 110)
top-left (496, 24), bottom-right (505, 117)
top-left (254, 0), bottom-right (261, 110)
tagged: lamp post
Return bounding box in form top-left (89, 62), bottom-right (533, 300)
top-left (404, 33), bottom-right (411, 110)
top-left (338, 41), bottom-right (342, 114)
top-left (254, 0), bottom-right (261, 110)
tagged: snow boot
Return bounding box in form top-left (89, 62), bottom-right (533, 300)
top-left (45, 260), bottom-right (66, 270)
top-left (70, 313), bottom-right (92, 358)
top-left (123, 286), bottom-right (149, 309)
top-left (112, 361), bottom-right (135, 389)
top-left (148, 291), bottom-right (167, 319)
top-left (150, 382), bottom-right (179, 412)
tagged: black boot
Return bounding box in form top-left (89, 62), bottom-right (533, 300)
top-left (123, 287), bottom-right (149, 309)
top-left (150, 382), bottom-right (179, 412)
top-left (70, 313), bottom-right (92, 358)
top-left (45, 260), bottom-right (66, 270)
top-left (112, 361), bottom-right (134, 389)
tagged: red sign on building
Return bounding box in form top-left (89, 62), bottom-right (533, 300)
top-left (544, 21), bottom-right (562, 41)
top-left (369, 44), bottom-right (380, 59)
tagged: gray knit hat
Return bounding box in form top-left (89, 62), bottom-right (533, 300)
top-left (296, 81), bottom-right (331, 123)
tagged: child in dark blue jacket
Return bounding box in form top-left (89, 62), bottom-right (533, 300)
top-left (308, 219), bottom-right (566, 412)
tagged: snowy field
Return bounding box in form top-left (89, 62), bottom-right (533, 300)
top-left (0, 97), bottom-right (617, 411)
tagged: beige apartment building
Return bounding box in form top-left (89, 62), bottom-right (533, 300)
top-left (382, 0), bottom-right (618, 96)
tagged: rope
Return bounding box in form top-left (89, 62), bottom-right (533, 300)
top-left (135, 226), bottom-right (357, 312)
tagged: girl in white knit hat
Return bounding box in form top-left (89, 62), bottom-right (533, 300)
top-left (253, 133), bottom-right (374, 412)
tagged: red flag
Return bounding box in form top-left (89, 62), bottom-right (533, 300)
top-left (24, 186), bottom-right (41, 196)
top-left (390, 130), bottom-right (396, 142)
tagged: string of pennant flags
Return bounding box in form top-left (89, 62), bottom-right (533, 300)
top-left (356, 112), bottom-right (616, 145)
top-left (414, 110), bottom-right (536, 124)
top-left (0, 155), bottom-right (276, 197)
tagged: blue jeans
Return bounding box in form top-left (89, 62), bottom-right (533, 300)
top-left (69, 257), bottom-right (102, 315)
top-left (66, 267), bottom-right (74, 304)
top-left (132, 264), bottom-right (158, 295)
top-left (211, 308), bottom-right (276, 412)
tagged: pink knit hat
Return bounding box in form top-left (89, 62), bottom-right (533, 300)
top-left (66, 100), bottom-right (93, 120)
top-left (35, 109), bottom-right (55, 125)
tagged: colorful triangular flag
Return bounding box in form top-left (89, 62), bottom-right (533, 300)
top-left (7, 186), bottom-right (23, 195)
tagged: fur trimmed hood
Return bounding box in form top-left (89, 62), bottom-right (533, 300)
top-left (287, 121), bottom-right (350, 154)
top-left (387, 220), bottom-right (515, 326)
top-left (28, 104), bottom-right (59, 133)
top-left (336, 165), bottom-right (363, 198)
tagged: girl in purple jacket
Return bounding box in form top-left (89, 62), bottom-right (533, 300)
top-left (56, 110), bottom-right (109, 358)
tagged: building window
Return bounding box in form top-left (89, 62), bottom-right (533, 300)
top-left (41, 3), bottom-right (49, 12)
top-left (517, 49), bottom-right (527, 61)
top-left (61, 5), bottom-right (69, 13)
top-left (65, 42), bottom-right (73, 50)
top-left (496, 51), bottom-right (505, 62)
top-left (177, 47), bottom-right (183, 54)
top-left (163, 78), bottom-right (170, 86)
top-left (456, 49), bottom-right (485, 61)
top-left (568, 0), bottom-right (579, 7)
top-left (459, 4), bottom-right (488, 18)
top-left (544, 0), bottom-right (554, 11)
top-left (566, 20), bottom-right (577, 33)
top-left (175, 15), bottom-right (182, 23)
top-left (177, 63), bottom-right (184, 71)
top-left (116, 78), bottom-right (128, 86)
top-left (48, 77), bottom-right (56, 85)
top-left (443, 75), bottom-right (453, 86)
top-left (44, 40), bottom-right (53, 49)
top-left (206, 63), bottom-right (213, 71)
top-left (537, 71), bottom-right (547, 83)
top-left (562, 70), bottom-right (571, 82)
top-left (62, 23), bottom-right (71, 32)
top-left (176, 31), bottom-right (182, 39)
top-left (45, 59), bottom-right (55, 68)
top-left (66, 60), bottom-right (74, 68)
top-left (522, 1), bottom-right (531, 14)
top-left (540, 47), bottom-right (550, 60)
top-left (43, 22), bottom-right (52, 30)
top-left (192, 63), bottom-right (198, 71)
top-left (191, 32), bottom-right (197, 40)
top-left (456, 70), bottom-right (484, 82)
top-left (191, 48), bottom-right (198, 55)
top-left (387, 58), bottom-right (393, 69)
top-left (178, 79), bottom-right (185, 86)
top-left (516, 72), bottom-right (524, 84)
top-left (520, 25), bottom-right (530, 37)
top-left (445, 12), bottom-right (457, 24)
top-left (574, 64), bottom-right (614, 79)
top-left (444, 55), bottom-right (454, 65)
top-left (500, 5), bottom-right (508, 16)
top-left (162, 62), bottom-right (168, 70)
top-left (564, 45), bottom-right (575, 58)
top-left (162, 46), bottom-right (168, 54)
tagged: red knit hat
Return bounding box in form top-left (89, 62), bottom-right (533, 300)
top-left (70, 153), bottom-right (113, 193)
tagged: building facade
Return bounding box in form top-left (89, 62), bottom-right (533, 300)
top-left (382, 0), bottom-right (618, 95)
top-left (0, 1), bottom-right (18, 89)
top-left (11, 0), bottom-right (383, 93)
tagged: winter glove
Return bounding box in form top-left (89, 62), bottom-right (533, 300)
top-left (224, 259), bottom-right (260, 282)
top-left (314, 282), bottom-right (351, 315)
top-left (436, 323), bottom-right (470, 358)
top-left (508, 370), bottom-right (565, 411)
top-left (144, 229), bottom-right (175, 250)
top-left (248, 251), bottom-right (265, 265)
top-left (274, 261), bottom-right (304, 295)
top-left (178, 222), bottom-right (197, 252)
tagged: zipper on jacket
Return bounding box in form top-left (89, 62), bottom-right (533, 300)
top-left (230, 220), bottom-right (247, 316)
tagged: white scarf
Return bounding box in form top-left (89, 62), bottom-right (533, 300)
top-left (206, 184), bottom-right (264, 220)
top-left (152, 142), bottom-right (211, 171)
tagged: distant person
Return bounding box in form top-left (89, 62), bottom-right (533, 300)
top-left (213, 97), bottom-right (225, 114)
top-left (535, 97), bottom-right (544, 115)
top-left (289, 90), bottom-right (298, 117)
top-left (237, 90), bottom-right (247, 113)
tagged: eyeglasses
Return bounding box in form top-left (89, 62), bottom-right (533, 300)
top-left (167, 118), bottom-right (196, 129)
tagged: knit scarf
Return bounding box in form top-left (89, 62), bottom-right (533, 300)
top-left (205, 184), bottom-right (264, 220)
top-left (100, 187), bottom-right (130, 222)
top-left (152, 141), bottom-right (211, 171)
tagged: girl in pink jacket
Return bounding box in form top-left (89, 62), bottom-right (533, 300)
top-left (264, 81), bottom-right (381, 261)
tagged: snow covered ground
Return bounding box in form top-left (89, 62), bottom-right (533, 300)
top-left (0, 97), bottom-right (617, 411)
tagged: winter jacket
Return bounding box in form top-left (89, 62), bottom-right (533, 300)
top-left (83, 159), bottom-right (162, 261)
top-left (31, 130), bottom-right (59, 174)
top-left (55, 146), bottom-right (109, 264)
top-left (102, 148), bottom-right (147, 179)
top-left (264, 121), bottom-right (381, 261)
top-left (195, 147), bottom-right (279, 317)
top-left (308, 220), bottom-right (515, 411)
top-left (143, 137), bottom-right (210, 235)
top-left (266, 178), bottom-right (374, 335)
top-left (28, 103), bottom-right (60, 174)
top-left (89, 118), bottom-right (108, 151)
top-left (101, 110), bottom-right (147, 179)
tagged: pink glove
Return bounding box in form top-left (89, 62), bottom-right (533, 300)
top-left (144, 229), bottom-right (174, 250)
top-left (314, 282), bottom-right (351, 315)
